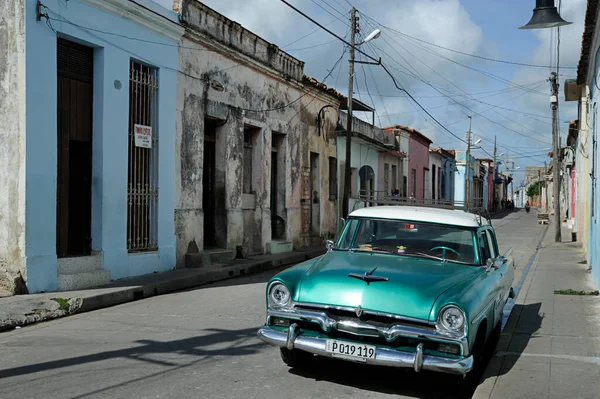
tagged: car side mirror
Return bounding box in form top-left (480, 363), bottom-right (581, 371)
top-left (325, 240), bottom-right (335, 251)
top-left (485, 258), bottom-right (499, 272)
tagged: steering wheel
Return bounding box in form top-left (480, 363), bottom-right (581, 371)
top-left (428, 246), bottom-right (464, 261)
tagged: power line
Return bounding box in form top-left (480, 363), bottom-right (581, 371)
top-left (359, 13), bottom-right (577, 70)
top-left (357, 17), bottom-right (551, 145)
top-left (278, 0), bottom-right (468, 144)
top-left (43, 6), bottom-right (341, 116)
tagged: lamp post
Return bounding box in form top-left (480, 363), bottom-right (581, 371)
top-left (520, 0), bottom-right (572, 242)
top-left (341, 8), bottom-right (381, 218)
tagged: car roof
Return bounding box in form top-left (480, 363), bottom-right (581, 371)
top-left (348, 206), bottom-right (489, 228)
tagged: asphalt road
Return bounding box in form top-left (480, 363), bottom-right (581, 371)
top-left (0, 210), bottom-right (546, 399)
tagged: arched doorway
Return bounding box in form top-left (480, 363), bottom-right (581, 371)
top-left (359, 165), bottom-right (375, 202)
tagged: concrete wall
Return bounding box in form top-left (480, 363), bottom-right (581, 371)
top-left (15, 0), bottom-right (181, 293)
top-left (441, 154), bottom-right (456, 201)
top-left (408, 136), bottom-right (430, 199)
top-left (337, 136), bottom-right (381, 213)
top-left (175, 0), bottom-right (339, 264)
top-left (576, 88), bottom-right (591, 256)
top-left (454, 151), bottom-right (474, 205)
top-left (585, 16), bottom-right (600, 286)
top-left (428, 151), bottom-right (442, 201)
top-left (0, 0), bottom-right (27, 295)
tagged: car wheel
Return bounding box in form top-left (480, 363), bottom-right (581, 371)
top-left (457, 329), bottom-right (486, 397)
top-left (279, 348), bottom-right (313, 368)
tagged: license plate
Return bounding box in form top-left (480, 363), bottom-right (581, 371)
top-left (325, 339), bottom-right (376, 362)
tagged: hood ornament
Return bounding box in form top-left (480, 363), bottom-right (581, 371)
top-left (348, 267), bottom-right (389, 285)
top-left (355, 305), bottom-right (364, 317)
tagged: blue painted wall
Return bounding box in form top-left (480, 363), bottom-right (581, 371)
top-left (24, 0), bottom-right (179, 292)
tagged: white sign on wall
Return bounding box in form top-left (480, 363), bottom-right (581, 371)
top-left (134, 124), bottom-right (152, 148)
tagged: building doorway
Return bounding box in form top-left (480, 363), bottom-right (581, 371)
top-left (310, 152), bottom-right (320, 235)
top-left (271, 134), bottom-right (286, 239)
top-left (56, 38), bottom-right (94, 258)
top-left (203, 119), bottom-right (217, 248)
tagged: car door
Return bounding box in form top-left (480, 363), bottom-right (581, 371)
top-left (486, 228), bottom-right (514, 309)
top-left (477, 228), bottom-right (503, 328)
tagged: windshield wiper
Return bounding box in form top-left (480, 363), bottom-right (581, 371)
top-left (407, 252), bottom-right (472, 265)
top-left (408, 252), bottom-right (446, 261)
top-left (350, 247), bottom-right (395, 255)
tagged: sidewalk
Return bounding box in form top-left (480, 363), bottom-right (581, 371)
top-left (0, 245), bottom-right (325, 332)
top-left (474, 224), bottom-right (600, 399)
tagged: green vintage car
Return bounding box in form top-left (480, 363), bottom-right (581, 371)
top-left (257, 205), bottom-right (515, 383)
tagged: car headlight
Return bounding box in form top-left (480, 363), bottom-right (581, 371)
top-left (437, 305), bottom-right (466, 336)
top-left (268, 282), bottom-right (291, 309)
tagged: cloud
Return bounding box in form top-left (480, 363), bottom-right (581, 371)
top-left (152, 0), bottom-right (587, 175)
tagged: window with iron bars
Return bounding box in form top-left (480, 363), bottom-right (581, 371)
top-left (127, 60), bottom-right (159, 252)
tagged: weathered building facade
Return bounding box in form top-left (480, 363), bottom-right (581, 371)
top-left (428, 150), bottom-right (442, 201)
top-left (438, 148), bottom-right (456, 202)
top-left (0, 0), bottom-right (182, 295)
top-left (337, 113), bottom-right (402, 212)
top-left (173, 0), bottom-right (341, 267)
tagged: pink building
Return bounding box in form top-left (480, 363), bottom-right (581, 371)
top-left (386, 125), bottom-right (432, 200)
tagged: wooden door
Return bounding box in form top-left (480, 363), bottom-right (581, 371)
top-left (56, 39), bottom-right (94, 258)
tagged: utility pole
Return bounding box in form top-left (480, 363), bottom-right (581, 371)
top-left (538, 169), bottom-right (542, 208)
top-left (341, 7), bottom-right (357, 218)
top-left (511, 161), bottom-right (515, 202)
top-left (492, 135), bottom-right (497, 212)
top-left (550, 71), bottom-right (561, 242)
top-left (544, 161), bottom-right (549, 213)
top-left (465, 116), bottom-right (472, 210)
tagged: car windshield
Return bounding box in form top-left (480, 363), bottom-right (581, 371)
top-left (336, 218), bottom-right (478, 265)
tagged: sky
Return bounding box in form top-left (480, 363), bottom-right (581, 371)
top-left (156, 0), bottom-right (587, 185)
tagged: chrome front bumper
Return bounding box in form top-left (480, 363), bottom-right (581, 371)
top-left (257, 324), bottom-right (473, 375)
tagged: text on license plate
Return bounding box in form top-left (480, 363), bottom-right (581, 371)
top-left (325, 339), bottom-right (376, 361)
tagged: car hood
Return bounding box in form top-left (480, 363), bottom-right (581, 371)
top-left (296, 250), bottom-right (480, 321)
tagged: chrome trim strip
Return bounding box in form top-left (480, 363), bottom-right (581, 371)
top-left (414, 343), bottom-right (424, 372)
top-left (257, 326), bottom-right (473, 376)
top-left (293, 302), bottom-right (436, 326)
top-left (267, 307), bottom-right (469, 356)
top-left (287, 323), bottom-right (299, 350)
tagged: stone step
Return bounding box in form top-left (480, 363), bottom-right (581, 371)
top-left (185, 249), bottom-right (236, 268)
top-left (57, 255), bottom-right (102, 275)
top-left (57, 270), bottom-right (111, 291)
top-left (267, 241), bottom-right (293, 254)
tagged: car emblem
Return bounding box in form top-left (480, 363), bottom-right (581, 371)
top-left (348, 267), bottom-right (389, 285)
top-left (355, 306), bottom-right (363, 317)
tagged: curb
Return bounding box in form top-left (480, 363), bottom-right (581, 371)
top-left (472, 223), bottom-right (550, 399)
top-left (1, 248), bottom-right (325, 332)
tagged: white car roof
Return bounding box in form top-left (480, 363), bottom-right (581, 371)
top-left (348, 206), bottom-right (488, 228)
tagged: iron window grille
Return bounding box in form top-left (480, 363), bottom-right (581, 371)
top-left (127, 60), bottom-right (159, 252)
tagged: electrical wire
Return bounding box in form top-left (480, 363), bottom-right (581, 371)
top-left (42, 5), bottom-right (343, 116)
top-left (358, 17), bottom-right (551, 145)
top-left (362, 19), bottom-right (577, 70)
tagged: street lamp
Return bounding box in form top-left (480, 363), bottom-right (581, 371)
top-left (519, 0), bottom-right (572, 29)
top-left (341, 8), bottom-right (381, 218)
top-left (519, 0), bottom-right (572, 243)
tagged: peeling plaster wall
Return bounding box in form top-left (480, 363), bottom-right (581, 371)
top-left (175, 0), bottom-right (339, 264)
top-left (305, 101), bottom-right (339, 241)
top-left (0, 0), bottom-right (26, 288)
top-left (377, 153), bottom-right (401, 197)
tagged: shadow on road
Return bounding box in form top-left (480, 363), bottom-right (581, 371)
top-left (289, 356), bottom-right (464, 398)
top-left (284, 303), bottom-right (542, 398)
top-left (477, 302), bottom-right (544, 384)
top-left (0, 327), bottom-right (263, 380)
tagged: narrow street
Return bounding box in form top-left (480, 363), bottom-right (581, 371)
top-left (0, 211), bottom-right (546, 399)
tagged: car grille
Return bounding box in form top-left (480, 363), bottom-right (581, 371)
top-left (294, 304), bottom-right (434, 330)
